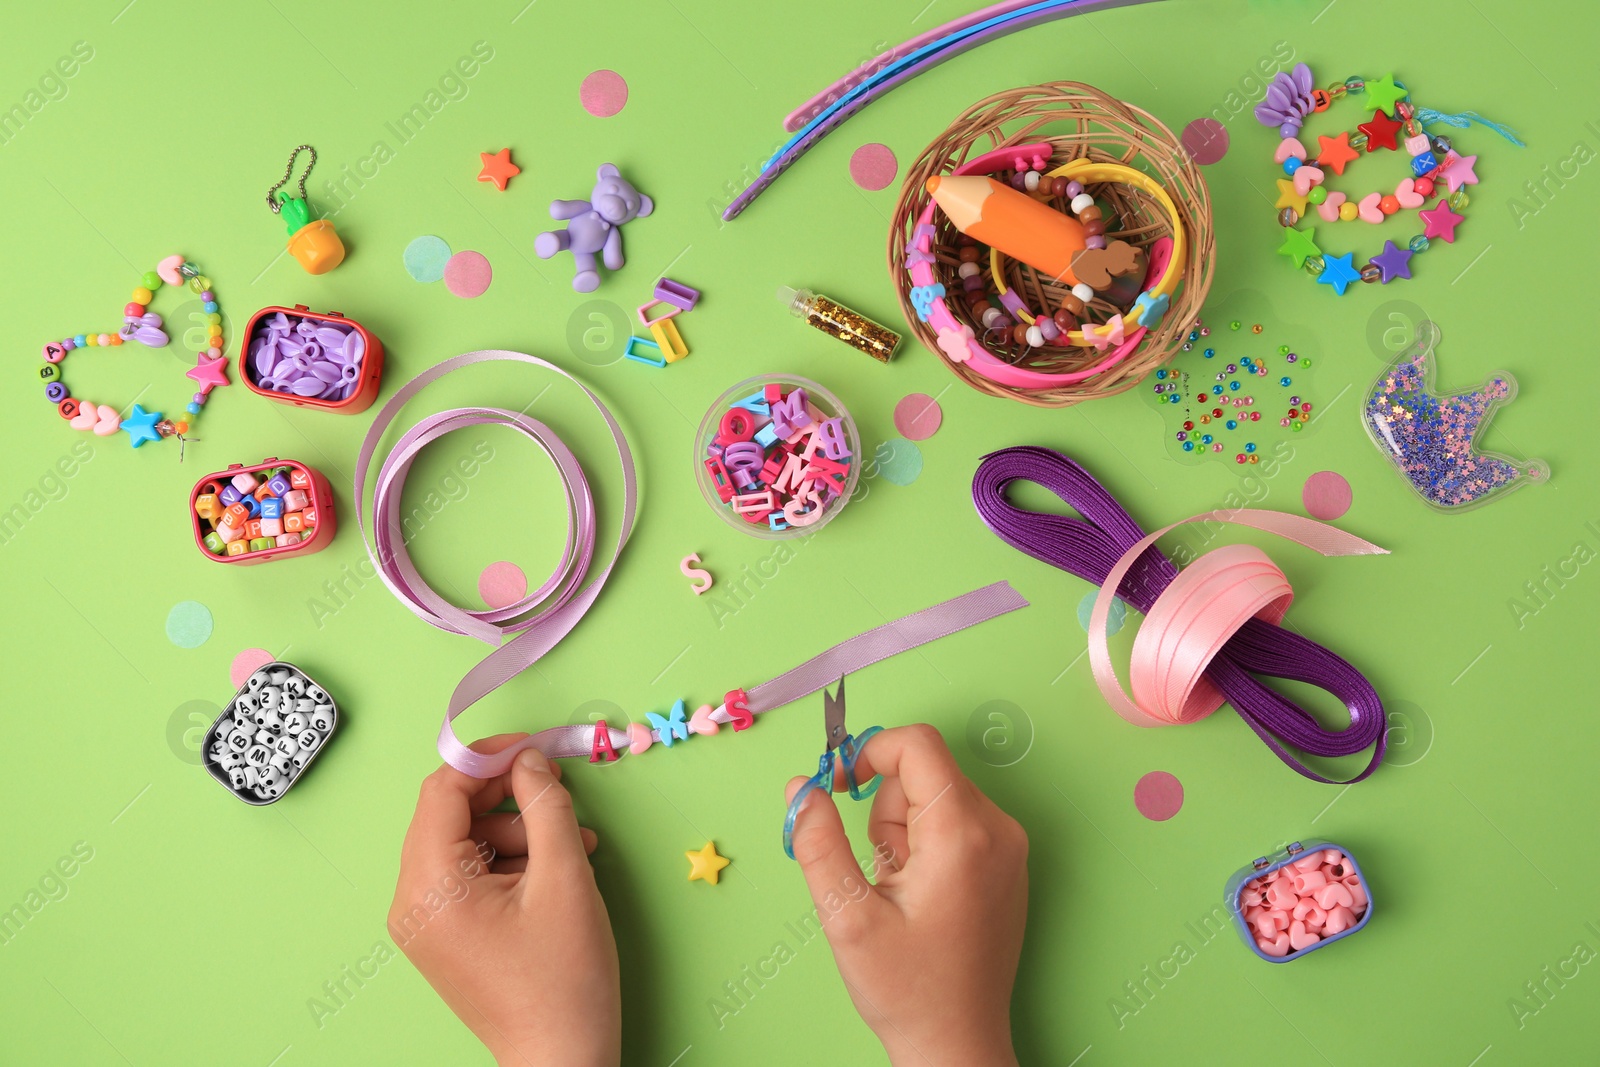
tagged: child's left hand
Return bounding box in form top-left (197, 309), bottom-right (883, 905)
top-left (388, 733), bottom-right (620, 1066)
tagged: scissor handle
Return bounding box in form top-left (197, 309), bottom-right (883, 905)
top-left (782, 752), bottom-right (835, 860)
top-left (840, 726), bottom-right (884, 801)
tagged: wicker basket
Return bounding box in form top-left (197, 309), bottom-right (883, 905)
top-left (890, 82), bottom-right (1215, 407)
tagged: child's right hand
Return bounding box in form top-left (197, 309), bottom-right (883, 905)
top-left (785, 724), bottom-right (1028, 1067)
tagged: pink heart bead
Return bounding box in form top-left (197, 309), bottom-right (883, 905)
top-left (1274, 137), bottom-right (1308, 164)
top-left (1315, 882), bottom-right (1354, 910)
top-left (1258, 932), bottom-right (1292, 958)
top-left (1288, 920), bottom-right (1321, 952)
top-left (1357, 192), bottom-right (1384, 224)
top-left (627, 723), bottom-right (653, 755)
top-left (1322, 849), bottom-right (1344, 866)
top-left (1324, 905), bottom-right (1356, 935)
top-left (1302, 905), bottom-right (1327, 932)
top-left (1266, 881), bottom-right (1297, 909)
top-left (1346, 879), bottom-right (1369, 912)
top-left (688, 704), bottom-right (719, 736)
top-left (157, 254), bottom-right (186, 286)
top-left (1315, 190), bottom-right (1347, 222)
top-left (1267, 908), bottom-right (1290, 932)
top-left (69, 401), bottom-right (100, 431)
top-left (1292, 870), bottom-right (1328, 895)
top-left (92, 404), bottom-right (121, 436)
top-left (1394, 177), bottom-right (1424, 209)
top-left (1292, 165), bottom-right (1325, 197)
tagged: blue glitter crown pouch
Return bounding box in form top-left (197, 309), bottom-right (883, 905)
top-left (1363, 321), bottom-right (1547, 511)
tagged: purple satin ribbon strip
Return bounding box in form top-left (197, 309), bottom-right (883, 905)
top-left (972, 447), bottom-right (1387, 783)
top-left (354, 350), bottom-right (638, 780)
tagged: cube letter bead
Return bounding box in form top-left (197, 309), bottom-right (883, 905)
top-left (247, 537), bottom-right (273, 552)
top-left (225, 540), bottom-right (249, 557)
top-left (282, 490), bottom-right (309, 511)
top-left (260, 497), bottom-right (284, 519)
top-left (216, 522), bottom-right (242, 544)
top-left (260, 518), bottom-right (283, 538)
top-left (275, 533), bottom-right (300, 547)
top-left (220, 485), bottom-right (242, 507)
top-left (231, 472), bottom-right (259, 494)
top-left (268, 474), bottom-right (293, 497)
top-left (203, 531), bottom-right (226, 554)
top-left (222, 503), bottom-right (249, 527)
top-left (284, 512), bottom-right (306, 533)
top-left (301, 507), bottom-right (318, 527)
top-left (288, 469), bottom-right (311, 490)
top-left (242, 496), bottom-right (262, 519)
top-left (194, 493), bottom-right (220, 519)
top-left (309, 705), bottom-right (335, 732)
top-left (245, 519), bottom-right (263, 540)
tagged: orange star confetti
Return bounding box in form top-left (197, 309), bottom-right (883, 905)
top-left (477, 148), bottom-right (521, 191)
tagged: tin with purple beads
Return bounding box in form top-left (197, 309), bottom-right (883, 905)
top-left (239, 304), bottom-right (385, 414)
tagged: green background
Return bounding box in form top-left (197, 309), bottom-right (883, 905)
top-left (2, 0), bottom-right (1594, 1063)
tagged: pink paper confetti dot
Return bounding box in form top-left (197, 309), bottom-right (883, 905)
top-left (849, 143), bottom-right (898, 191)
top-left (479, 561), bottom-right (528, 609)
top-left (892, 393), bottom-right (943, 441)
top-left (444, 251), bottom-right (493, 298)
top-left (1302, 471), bottom-right (1353, 521)
top-left (1134, 771), bottom-right (1185, 821)
top-left (230, 648), bottom-right (276, 689)
top-left (1181, 118), bottom-right (1229, 166)
top-left (580, 70), bottom-right (629, 117)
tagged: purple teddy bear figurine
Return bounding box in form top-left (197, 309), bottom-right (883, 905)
top-left (534, 163), bottom-right (653, 292)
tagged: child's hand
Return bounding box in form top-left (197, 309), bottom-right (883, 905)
top-left (786, 724), bottom-right (1028, 1067)
top-left (389, 734), bottom-right (620, 1067)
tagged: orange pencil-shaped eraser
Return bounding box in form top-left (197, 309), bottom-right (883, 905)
top-left (926, 175), bottom-right (1086, 286)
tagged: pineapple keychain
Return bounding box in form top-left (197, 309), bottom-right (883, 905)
top-left (266, 145), bottom-right (346, 275)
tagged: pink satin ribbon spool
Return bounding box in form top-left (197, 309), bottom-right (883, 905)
top-left (1088, 510), bottom-right (1388, 729)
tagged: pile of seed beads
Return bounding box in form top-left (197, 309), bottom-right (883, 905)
top-left (1150, 319), bottom-right (1314, 463)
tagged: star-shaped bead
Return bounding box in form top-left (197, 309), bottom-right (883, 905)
top-left (1357, 110), bottom-right (1402, 151)
top-left (1277, 226), bottom-right (1321, 268)
top-left (1419, 200), bottom-right (1464, 242)
top-left (1439, 152), bottom-right (1479, 194)
top-left (1316, 252), bottom-right (1361, 295)
top-left (186, 352), bottom-right (230, 394)
top-left (646, 699), bottom-right (691, 747)
top-left (1274, 178), bottom-right (1308, 215)
top-left (477, 148), bottom-right (521, 191)
top-left (685, 841), bottom-right (731, 885)
top-left (1363, 73), bottom-right (1408, 115)
top-left (122, 404), bottom-right (162, 447)
top-left (1370, 239), bottom-right (1414, 283)
top-left (1315, 132), bottom-right (1360, 175)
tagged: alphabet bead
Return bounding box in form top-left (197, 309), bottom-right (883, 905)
top-left (309, 706), bottom-right (335, 732)
top-left (204, 662), bottom-right (337, 804)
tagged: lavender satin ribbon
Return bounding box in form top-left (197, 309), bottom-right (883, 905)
top-left (354, 350), bottom-right (638, 780)
top-left (972, 447), bottom-right (1387, 783)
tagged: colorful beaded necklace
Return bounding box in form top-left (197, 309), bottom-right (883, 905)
top-left (1258, 65), bottom-right (1498, 295)
top-left (40, 254), bottom-right (229, 449)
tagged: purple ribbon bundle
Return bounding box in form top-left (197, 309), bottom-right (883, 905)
top-left (972, 446), bottom-right (1386, 783)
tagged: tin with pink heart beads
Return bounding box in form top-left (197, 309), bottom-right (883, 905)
top-left (1226, 840), bottom-right (1373, 962)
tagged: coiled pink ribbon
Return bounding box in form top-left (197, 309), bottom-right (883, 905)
top-left (1089, 514), bottom-right (1384, 730)
top-left (354, 350), bottom-right (638, 780)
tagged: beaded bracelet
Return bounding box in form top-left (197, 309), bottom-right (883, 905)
top-left (1258, 65), bottom-right (1486, 294)
top-left (39, 254), bottom-right (229, 448)
top-left (906, 146), bottom-right (1183, 388)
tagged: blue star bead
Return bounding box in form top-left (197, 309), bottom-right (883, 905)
top-left (122, 404), bottom-right (162, 448)
top-left (1132, 291), bottom-right (1169, 329)
top-left (1370, 239), bottom-right (1414, 283)
top-left (1316, 252), bottom-right (1361, 295)
top-left (646, 699), bottom-right (691, 747)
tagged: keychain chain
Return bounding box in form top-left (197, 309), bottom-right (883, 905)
top-left (265, 145), bottom-right (317, 214)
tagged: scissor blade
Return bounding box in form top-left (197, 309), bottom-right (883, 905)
top-left (823, 675), bottom-right (847, 751)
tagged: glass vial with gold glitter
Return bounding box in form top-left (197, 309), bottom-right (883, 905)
top-left (777, 286), bottom-right (901, 363)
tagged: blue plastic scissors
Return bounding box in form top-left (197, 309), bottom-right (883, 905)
top-left (782, 675), bottom-right (883, 859)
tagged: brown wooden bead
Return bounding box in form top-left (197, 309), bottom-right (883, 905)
top-left (1078, 205), bottom-right (1103, 223)
top-left (958, 246), bottom-right (981, 263)
top-left (1050, 177), bottom-right (1069, 198)
top-left (1082, 219), bottom-right (1107, 238)
top-left (1053, 309), bottom-right (1079, 334)
top-left (1060, 293), bottom-right (1087, 316)
top-left (1011, 323), bottom-right (1030, 346)
top-left (956, 233), bottom-right (978, 246)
